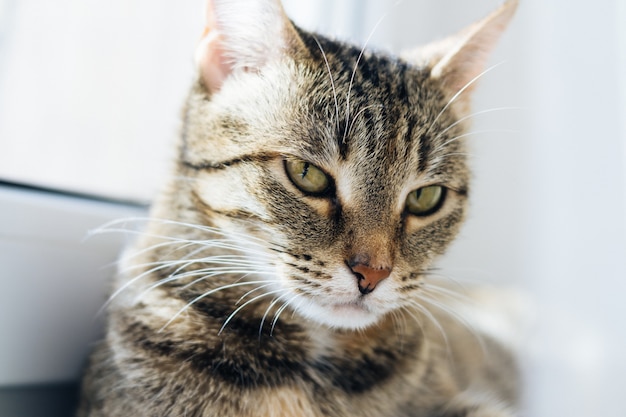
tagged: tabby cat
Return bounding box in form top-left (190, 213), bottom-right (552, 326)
top-left (79, 0), bottom-right (520, 416)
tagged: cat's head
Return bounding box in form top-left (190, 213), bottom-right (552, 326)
top-left (176, 0), bottom-right (517, 330)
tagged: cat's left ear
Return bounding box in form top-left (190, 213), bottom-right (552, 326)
top-left (405, 0), bottom-right (518, 100)
top-left (195, 0), bottom-right (305, 93)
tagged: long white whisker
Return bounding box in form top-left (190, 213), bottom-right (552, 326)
top-left (438, 152), bottom-right (475, 160)
top-left (133, 267), bottom-right (278, 304)
top-left (182, 267), bottom-right (277, 290)
top-left (312, 35), bottom-right (340, 133)
top-left (98, 227), bottom-right (271, 257)
top-left (347, 103), bottom-right (384, 138)
top-left (343, 12), bottom-right (389, 144)
top-left (427, 62), bottom-right (506, 135)
top-left (97, 260), bottom-right (186, 317)
top-left (123, 255), bottom-right (273, 273)
top-left (119, 263), bottom-right (268, 298)
top-left (237, 282), bottom-right (277, 306)
top-left (218, 288), bottom-right (288, 335)
top-left (416, 292), bottom-right (488, 358)
top-left (270, 294), bottom-right (301, 336)
top-left (421, 269), bottom-right (473, 294)
top-left (128, 245), bottom-right (221, 286)
top-left (432, 106), bottom-right (521, 143)
top-left (404, 300), bottom-right (451, 356)
top-left (421, 282), bottom-right (472, 304)
top-left (91, 217), bottom-right (280, 250)
top-left (435, 128), bottom-right (519, 152)
top-left (259, 292), bottom-right (291, 337)
top-left (290, 296), bottom-right (306, 319)
top-left (116, 239), bottom-right (200, 267)
top-left (159, 281), bottom-right (277, 332)
top-left (389, 310), bottom-right (408, 352)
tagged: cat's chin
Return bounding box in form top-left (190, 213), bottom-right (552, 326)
top-left (297, 299), bottom-right (382, 330)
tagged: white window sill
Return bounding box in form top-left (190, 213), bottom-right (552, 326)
top-left (0, 183), bottom-right (146, 386)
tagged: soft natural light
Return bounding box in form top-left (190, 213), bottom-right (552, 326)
top-left (0, 0), bottom-right (204, 201)
top-left (1, 1), bottom-right (625, 416)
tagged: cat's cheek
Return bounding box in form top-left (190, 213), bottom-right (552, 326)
top-left (194, 170), bottom-right (270, 220)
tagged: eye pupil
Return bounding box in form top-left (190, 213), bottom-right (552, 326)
top-left (301, 162), bottom-right (310, 179)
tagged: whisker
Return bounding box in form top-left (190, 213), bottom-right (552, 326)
top-left (427, 61), bottom-right (506, 135)
top-left (438, 152), bottom-right (475, 160)
top-left (403, 300), bottom-right (451, 356)
top-left (159, 281), bottom-right (280, 332)
top-left (91, 217), bottom-right (279, 250)
top-left (343, 11), bottom-right (389, 144)
top-left (347, 103), bottom-right (384, 138)
top-left (97, 260), bottom-right (187, 317)
top-left (421, 283), bottom-right (472, 304)
top-left (133, 268), bottom-right (278, 304)
top-left (420, 269), bottom-right (472, 294)
top-left (98, 228), bottom-right (267, 257)
top-left (118, 239), bottom-right (200, 266)
top-left (123, 255), bottom-right (272, 273)
top-left (183, 267), bottom-right (273, 285)
top-left (218, 288), bottom-right (288, 335)
top-left (126, 244), bottom-right (220, 281)
top-left (389, 310), bottom-right (408, 352)
top-left (122, 255), bottom-right (248, 291)
top-left (270, 293), bottom-right (301, 336)
top-left (238, 282), bottom-right (277, 306)
top-left (259, 292), bottom-right (289, 338)
top-left (312, 35), bottom-right (340, 133)
top-left (289, 296), bottom-right (307, 319)
top-left (432, 106), bottom-right (521, 143)
top-left (92, 215), bottom-right (284, 320)
top-left (415, 292), bottom-right (488, 358)
top-left (435, 128), bottom-right (520, 152)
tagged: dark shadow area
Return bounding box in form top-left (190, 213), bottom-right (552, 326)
top-left (0, 383), bottom-right (79, 417)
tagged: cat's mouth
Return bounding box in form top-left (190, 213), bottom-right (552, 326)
top-left (328, 300), bottom-right (369, 315)
top-left (297, 296), bottom-right (382, 329)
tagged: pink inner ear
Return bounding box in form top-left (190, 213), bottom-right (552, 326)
top-left (196, 26), bottom-right (233, 93)
top-left (195, 0), bottom-right (298, 93)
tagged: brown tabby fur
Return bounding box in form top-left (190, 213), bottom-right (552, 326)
top-left (79, 1), bottom-right (520, 416)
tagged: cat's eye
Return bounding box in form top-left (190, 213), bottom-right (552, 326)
top-left (405, 185), bottom-right (446, 216)
top-left (284, 159), bottom-right (331, 195)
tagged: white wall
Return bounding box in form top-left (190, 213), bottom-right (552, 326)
top-left (519, 2), bottom-right (626, 416)
top-left (0, 0), bottom-right (204, 202)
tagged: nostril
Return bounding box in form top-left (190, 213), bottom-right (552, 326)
top-left (347, 260), bottom-right (392, 295)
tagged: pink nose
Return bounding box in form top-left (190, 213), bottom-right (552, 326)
top-left (348, 261), bottom-right (391, 295)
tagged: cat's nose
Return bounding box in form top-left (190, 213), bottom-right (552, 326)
top-left (347, 256), bottom-right (392, 295)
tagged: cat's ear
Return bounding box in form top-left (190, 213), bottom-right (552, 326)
top-left (405, 0), bottom-right (518, 99)
top-left (195, 0), bottom-right (304, 93)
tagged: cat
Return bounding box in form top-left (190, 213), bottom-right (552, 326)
top-left (78, 0), bottom-right (520, 416)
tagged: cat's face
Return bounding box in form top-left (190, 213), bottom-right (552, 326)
top-left (174, 0), bottom-right (515, 329)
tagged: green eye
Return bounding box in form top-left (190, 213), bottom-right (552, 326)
top-left (284, 159), bottom-right (331, 195)
top-left (406, 185), bottom-right (445, 216)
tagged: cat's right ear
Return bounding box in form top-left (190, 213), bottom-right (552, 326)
top-left (403, 0), bottom-right (518, 103)
top-left (195, 0), bottom-right (304, 93)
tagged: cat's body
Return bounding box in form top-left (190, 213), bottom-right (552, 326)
top-left (79, 1), bottom-right (520, 416)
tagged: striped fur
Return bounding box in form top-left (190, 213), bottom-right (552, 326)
top-left (79, 1), bottom-right (520, 416)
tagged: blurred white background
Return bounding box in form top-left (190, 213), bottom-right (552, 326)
top-left (1, 1), bottom-right (625, 416)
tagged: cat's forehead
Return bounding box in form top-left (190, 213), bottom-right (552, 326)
top-left (284, 40), bottom-right (459, 179)
top-left (187, 33), bottom-right (467, 189)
